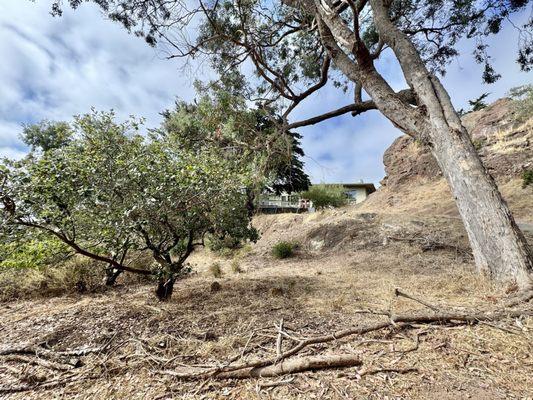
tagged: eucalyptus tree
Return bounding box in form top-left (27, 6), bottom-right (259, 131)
top-left (0, 110), bottom-right (258, 300)
top-left (49, 0), bottom-right (533, 287)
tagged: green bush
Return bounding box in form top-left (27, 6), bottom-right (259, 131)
top-left (300, 184), bottom-right (348, 209)
top-left (272, 241), bottom-right (295, 259)
top-left (522, 170), bottom-right (533, 188)
top-left (0, 236), bottom-right (70, 270)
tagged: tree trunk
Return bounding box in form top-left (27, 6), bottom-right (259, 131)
top-left (425, 121), bottom-right (533, 287)
top-left (360, 0), bottom-right (533, 289)
top-left (155, 275), bottom-right (176, 301)
top-left (104, 267), bottom-right (122, 286)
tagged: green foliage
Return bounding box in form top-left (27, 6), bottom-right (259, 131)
top-left (1, 109), bottom-right (258, 298)
top-left (522, 170), bottom-right (533, 189)
top-left (468, 93), bottom-right (490, 112)
top-left (272, 241), bottom-right (295, 259)
top-left (21, 120), bottom-right (73, 152)
top-left (300, 184), bottom-right (348, 209)
top-left (209, 262), bottom-right (223, 278)
top-left (0, 235), bottom-right (69, 270)
top-left (51, 0), bottom-right (531, 92)
top-left (509, 85), bottom-right (533, 123)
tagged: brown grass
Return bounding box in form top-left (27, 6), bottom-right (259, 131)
top-left (0, 210), bottom-right (531, 399)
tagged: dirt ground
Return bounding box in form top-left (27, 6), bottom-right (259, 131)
top-left (0, 210), bottom-right (532, 399)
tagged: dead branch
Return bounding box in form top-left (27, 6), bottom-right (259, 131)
top-left (210, 308), bottom-right (531, 377)
top-left (276, 318), bottom-right (284, 358)
top-left (2, 355), bottom-right (74, 371)
top-left (0, 343), bottom-right (110, 369)
top-left (358, 367), bottom-right (419, 377)
top-left (394, 288), bottom-right (440, 311)
top-left (162, 354), bottom-right (362, 380)
top-left (154, 305), bottom-right (532, 382)
top-left (257, 377), bottom-right (295, 389)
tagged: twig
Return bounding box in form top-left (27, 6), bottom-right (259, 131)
top-left (276, 318), bottom-right (284, 358)
top-left (257, 377), bottom-right (295, 389)
top-left (358, 367), bottom-right (419, 378)
top-left (394, 288), bottom-right (440, 311)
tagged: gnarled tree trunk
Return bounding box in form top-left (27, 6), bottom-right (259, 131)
top-left (314, 0), bottom-right (533, 289)
top-left (155, 275), bottom-right (176, 301)
top-left (104, 267), bottom-right (122, 286)
top-left (365, 0), bottom-right (533, 288)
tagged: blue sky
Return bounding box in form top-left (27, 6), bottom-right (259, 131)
top-left (0, 1), bottom-right (531, 184)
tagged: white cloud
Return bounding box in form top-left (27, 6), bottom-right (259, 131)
top-left (0, 0), bottom-right (200, 153)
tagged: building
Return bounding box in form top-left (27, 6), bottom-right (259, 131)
top-left (327, 182), bottom-right (376, 204)
top-left (257, 182), bottom-right (376, 213)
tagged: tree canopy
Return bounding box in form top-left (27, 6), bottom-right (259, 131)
top-left (40, 0), bottom-right (533, 285)
top-left (0, 109), bottom-right (260, 299)
top-left (50, 0), bottom-right (532, 128)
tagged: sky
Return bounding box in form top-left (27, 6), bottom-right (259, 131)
top-left (0, 1), bottom-right (531, 185)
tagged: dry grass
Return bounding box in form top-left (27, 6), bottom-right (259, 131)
top-left (0, 211), bottom-right (531, 399)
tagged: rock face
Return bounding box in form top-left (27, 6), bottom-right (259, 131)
top-left (362, 98), bottom-right (533, 222)
top-left (381, 98), bottom-right (532, 188)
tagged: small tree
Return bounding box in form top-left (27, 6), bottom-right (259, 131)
top-left (301, 184), bottom-right (348, 209)
top-left (1, 111), bottom-right (257, 300)
top-left (468, 93), bottom-right (490, 112)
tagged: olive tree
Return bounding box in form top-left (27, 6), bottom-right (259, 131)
top-left (0, 110), bottom-right (258, 300)
top-left (48, 0), bottom-right (533, 288)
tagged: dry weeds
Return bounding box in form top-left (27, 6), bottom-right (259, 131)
top-left (0, 211), bottom-right (532, 399)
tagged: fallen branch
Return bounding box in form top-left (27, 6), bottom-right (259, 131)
top-left (210, 308), bottom-right (532, 377)
top-left (161, 354), bottom-right (362, 380)
top-left (257, 377), bottom-right (295, 389)
top-left (2, 355), bottom-right (74, 371)
top-left (276, 318), bottom-right (284, 358)
top-left (0, 343), bottom-right (110, 368)
top-left (358, 367), bottom-right (419, 378)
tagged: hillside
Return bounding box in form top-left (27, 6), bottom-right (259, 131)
top-left (1, 98), bottom-right (532, 399)
top-left (2, 211), bottom-right (532, 399)
top-left (360, 98), bottom-right (533, 222)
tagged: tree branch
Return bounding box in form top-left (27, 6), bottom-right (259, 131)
top-left (286, 88), bottom-right (415, 129)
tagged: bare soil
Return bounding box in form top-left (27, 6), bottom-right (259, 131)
top-left (1, 210), bottom-right (532, 399)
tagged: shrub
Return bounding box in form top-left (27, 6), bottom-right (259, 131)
top-left (300, 184), bottom-right (348, 209)
top-left (509, 84), bottom-right (533, 123)
top-left (230, 259), bottom-right (243, 273)
top-left (0, 236), bottom-right (69, 270)
top-left (209, 262), bottom-right (223, 278)
top-left (522, 170), bottom-right (533, 188)
top-left (472, 138), bottom-right (485, 151)
top-left (272, 241), bottom-right (295, 259)
top-left (0, 257), bottom-right (104, 301)
top-left (207, 235), bottom-right (242, 252)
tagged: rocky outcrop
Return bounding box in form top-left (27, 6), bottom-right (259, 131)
top-left (362, 98), bottom-right (533, 222)
top-left (381, 98), bottom-right (532, 188)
